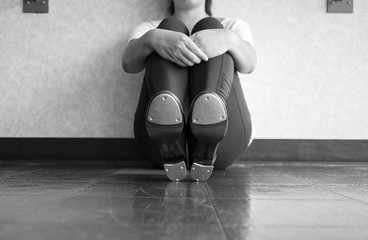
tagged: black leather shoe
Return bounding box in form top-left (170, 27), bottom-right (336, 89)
top-left (145, 91), bottom-right (187, 181)
top-left (188, 91), bottom-right (228, 181)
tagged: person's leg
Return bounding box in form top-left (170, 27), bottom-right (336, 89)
top-left (189, 17), bottom-right (233, 103)
top-left (188, 17), bottom-right (253, 180)
top-left (134, 18), bottom-right (190, 181)
top-left (215, 73), bottom-right (253, 169)
top-left (145, 17), bottom-right (189, 102)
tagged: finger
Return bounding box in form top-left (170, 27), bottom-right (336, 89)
top-left (186, 39), bottom-right (208, 61)
top-left (171, 51), bottom-right (193, 67)
top-left (181, 48), bottom-right (201, 64)
top-left (171, 56), bottom-right (187, 67)
top-left (177, 53), bottom-right (195, 67)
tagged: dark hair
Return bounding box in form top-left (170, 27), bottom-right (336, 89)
top-left (169, 0), bottom-right (212, 16)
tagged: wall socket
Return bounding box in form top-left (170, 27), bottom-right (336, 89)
top-left (327, 0), bottom-right (353, 13)
top-left (23, 0), bottom-right (49, 14)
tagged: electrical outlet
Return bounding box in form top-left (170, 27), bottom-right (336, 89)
top-left (23, 0), bottom-right (49, 14)
top-left (327, 0), bottom-right (353, 13)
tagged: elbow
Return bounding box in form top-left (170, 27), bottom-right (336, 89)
top-left (122, 52), bottom-right (132, 73)
top-left (238, 67), bottom-right (254, 74)
top-left (122, 56), bottom-right (140, 74)
top-left (122, 50), bottom-right (145, 73)
top-left (122, 59), bottom-right (131, 73)
top-left (123, 63), bottom-right (144, 74)
top-left (237, 57), bottom-right (257, 74)
top-left (122, 51), bottom-right (129, 72)
top-left (240, 62), bottom-right (256, 74)
top-left (246, 59), bottom-right (257, 74)
top-left (245, 50), bottom-right (257, 74)
top-left (231, 43), bottom-right (257, 74)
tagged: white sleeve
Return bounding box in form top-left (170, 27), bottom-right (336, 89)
top-left (222, 18), bottom-right (255, 48)
top-left (127, 21), bottom-right (159, 43)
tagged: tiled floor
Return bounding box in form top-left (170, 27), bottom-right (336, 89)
top-left (0, 160), bottom-right (368, 240)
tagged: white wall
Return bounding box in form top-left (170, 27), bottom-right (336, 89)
top-left (0, 0), bottom-right (367, 139)
top-left (220, 1), bottom-right (368, 139)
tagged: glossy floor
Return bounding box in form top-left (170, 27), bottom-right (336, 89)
top-left (0, 160), bottom-right (368, 240)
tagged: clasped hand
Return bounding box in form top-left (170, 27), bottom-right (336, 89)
top-left (151, 29), bottom-right (229, 67)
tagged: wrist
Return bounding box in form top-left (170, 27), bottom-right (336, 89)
top-left (143, 29), bottom-right (157, 53)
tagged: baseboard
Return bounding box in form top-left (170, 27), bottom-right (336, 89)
top-left (244, 139), bottom-right (368, 161)
top-left (0, 138), bottom-right (144, 161)
top-left (0, 138), bottom-right (367, 162)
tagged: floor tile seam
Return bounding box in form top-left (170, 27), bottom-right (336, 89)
top-left (0, 221), bottom-right (227, 231)
top-left (113, 169), bottom-right (163, 173)
top-left (0, 197), bottom-right (73, 232)
top-left (282, 174), bottom-right (368, 206)
top-left (92, 180), bottom-right (184, 184)
top-left (276, 174), bottom-right (368, 179)
top-left (0, 182), bottom-right (105, 194)
top-left (1, 175), bottom-right (112, 225)
top-left (60, 173), bottom-right (123, 196)
top-left (207, 183), bottom-right (314, 186)
top-left (0, 185), bottom-right (213, 200)
top-left (214, 173), bottom-right (306, 176)
top-left (303, 183), bottom-right (368, 187)
top-left (0, 181), bottom-right (115, 232)
top-left (204, 183), bottom-right (230, 240)
top-left (246, 222), bottom-right (368, 228)
top-left (278, 175), bottom-right (368, 180)
top-left (0, 182), bottom-right (90, 187)
top-left (0, 195), bottom-right (353, 201)
top-left (0, 193), bottom-right (89, 197)
top-left (207, 183), bottom-right (308, 186)
top-left (0, 169), bottom-right (46, 182)
top-left (0, 192), bottom-right (218, 199)
top-left (67, 196), bottom-right (217, 200)
top-left (209, 197), bottom-right (351, 201)
top-left (241, 161), bottom-right (368, 166)
top-left (313, 184), bottom-right (368, 195)
top-left (1, 169), bottom-right (116, 174)
top-left (302, 186), bottom-right (368, 205)
top-left (0, 179), bottom-right (105, 183)
top-left (244, 225), bottom-right (368, 229)
top-left (213, 198), bottom-right (362, 202)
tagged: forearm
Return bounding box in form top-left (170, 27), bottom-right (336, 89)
top-left (227, 30), bottom-right (257, 74)
top-left (122, 30), bottom-right (155, 73)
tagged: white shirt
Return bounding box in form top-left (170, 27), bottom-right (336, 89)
top-left (127, 18), bottom-right (255, 49)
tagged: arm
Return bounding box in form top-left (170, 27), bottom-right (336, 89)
top-left (190, 29), bottom-right (257, 74)
top-left (122, 30), bottom-right (154, 73)
top-left (227, 29), bottom-right (257, 74)
top-left (122, 29), bottom-right (208, 73)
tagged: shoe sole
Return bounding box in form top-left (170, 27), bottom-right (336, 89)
top-left (145, 91), bottom-right (187, 181)
top-left (189, 92), bottom-right (228, 181)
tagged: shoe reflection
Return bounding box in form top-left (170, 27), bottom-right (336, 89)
top-left (132, 182), bottom-right (212, 226)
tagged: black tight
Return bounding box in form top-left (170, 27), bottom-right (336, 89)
top-left (134, 17), bottom-right (253, 169)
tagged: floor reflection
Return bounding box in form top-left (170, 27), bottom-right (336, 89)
top-left (1, 161), bottom-right (368, 240)
top-left (132, 182), bottom-right (216, 226)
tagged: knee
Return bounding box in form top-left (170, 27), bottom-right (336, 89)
top-left (192, 17), bottom-right (223, 33)
top-left (158, 17), bottom-right (189, 35)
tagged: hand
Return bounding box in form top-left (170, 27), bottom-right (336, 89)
top-left (190, 29), bottom-right (232, 59)
top-left (150, 29), bottom-right (208, 67)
